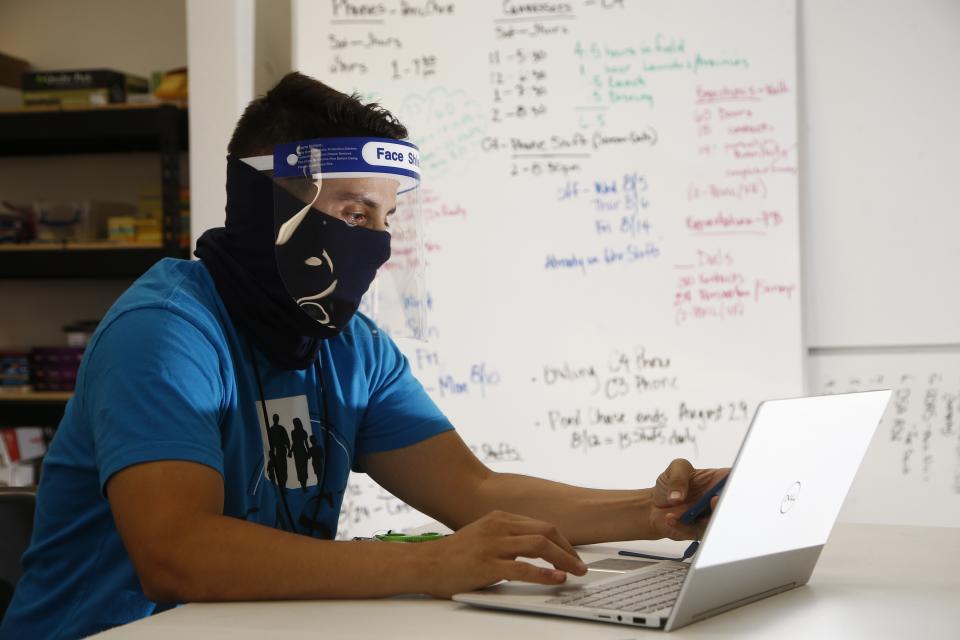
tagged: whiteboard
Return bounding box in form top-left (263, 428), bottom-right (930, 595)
top-left (800, 0), bottom-right (960, 347)
top-left (809, 350), bottom-right (960, 527)
top-left (293, 0), bottom-right (803, 539)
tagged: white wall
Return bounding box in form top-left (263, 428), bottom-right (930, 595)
top-left (0, 0), bottom-right (186, 78)
top-left (185, 0), bottom-right (254, 246)
top-left (254, 0), bottom-right (292, 98)
top-left (800, 0), bottom-right (960, 348)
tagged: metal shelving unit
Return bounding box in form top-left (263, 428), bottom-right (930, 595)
top-left (0, 104), bottom-right (189, 428)
top-left (0, 392), bottom-right (72, 428)
top-left (0, 103), bottom-right (189, 278)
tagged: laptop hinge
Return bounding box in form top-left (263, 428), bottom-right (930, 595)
top-left (691, 582), bottom-right (796, 621)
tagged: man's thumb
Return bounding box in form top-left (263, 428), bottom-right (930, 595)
top-left (666, 458), bottom-right (694, 502)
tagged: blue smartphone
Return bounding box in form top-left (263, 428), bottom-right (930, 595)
top-left (679, 475), bottom-right (728, 525)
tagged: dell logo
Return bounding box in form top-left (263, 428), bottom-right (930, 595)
top-left (780, 481), bottom-right (801, 514)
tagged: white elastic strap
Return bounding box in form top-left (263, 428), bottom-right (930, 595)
top-left (276, 180), bottom-right (321, 246)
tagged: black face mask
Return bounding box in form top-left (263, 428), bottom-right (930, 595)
top-left (195, 157), bottom-right (388, 369)
top-left (273, 197), bottom-right (390, 336)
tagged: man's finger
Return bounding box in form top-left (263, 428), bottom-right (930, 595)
top-left (502, 535), bottom-right (587, 576)
top-left (501, 516), bottom-right (582, 562)
top-left (501, 559), bottom-right (568, 585)
top-left (656, 458), bottom-right (695, 505)
top-left (661, 512), bottom-right (702, 541)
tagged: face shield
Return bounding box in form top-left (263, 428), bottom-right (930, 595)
top-left (240, 137), bottom-right (427, 339)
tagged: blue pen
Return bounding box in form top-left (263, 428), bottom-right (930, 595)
top-left (619, 541), bottom-right (700, 562)
top-left (678, 476), bottom-right (728, 525)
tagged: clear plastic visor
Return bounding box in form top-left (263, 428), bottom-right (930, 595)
top-left (241, 137), bottom-right (427, 339)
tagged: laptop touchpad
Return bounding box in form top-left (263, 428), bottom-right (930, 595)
top-left (587, 558), bottom-right (658, 572)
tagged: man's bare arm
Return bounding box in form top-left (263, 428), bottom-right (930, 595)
top-left (107, 459), bottom-right (585, 602)
top-left (362, 432), bottom-right (723, 545)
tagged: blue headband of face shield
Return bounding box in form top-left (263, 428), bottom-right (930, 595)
top-left (241, 137), bottom-right (421, 192)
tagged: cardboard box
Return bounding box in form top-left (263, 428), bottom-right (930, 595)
top-left (22, 68), bottom-right (148, 106)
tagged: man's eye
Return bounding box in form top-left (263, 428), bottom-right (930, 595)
top-left (343, 211), bottom-right (367, 226)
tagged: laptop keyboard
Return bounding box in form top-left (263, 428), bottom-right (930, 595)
top-left (548, 563), bottom-right (688, 614)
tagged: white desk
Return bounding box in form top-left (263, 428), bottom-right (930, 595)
top-left (94, 523), bottom-right (959, 639)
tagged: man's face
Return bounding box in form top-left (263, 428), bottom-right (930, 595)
top-left (312, 177), bottom-right (398, 232)
top-left (274, 175), bottom-right (395, 326)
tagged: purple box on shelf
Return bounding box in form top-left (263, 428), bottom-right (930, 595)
top-left (29, 347), bottom-right (84, 391)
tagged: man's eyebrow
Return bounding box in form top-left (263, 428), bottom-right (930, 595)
top-left (337, 192), bottom-right (397, 215)
top-left (338, 193), bottom-right (380, 207)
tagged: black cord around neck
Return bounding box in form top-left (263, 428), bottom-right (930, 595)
top-left (314, 355), bottom-right (334, 508)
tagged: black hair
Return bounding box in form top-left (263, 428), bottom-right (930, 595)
top-left (227, 72), bottom-right (408, 156)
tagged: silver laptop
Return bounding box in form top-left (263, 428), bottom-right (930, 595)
top-left (454, 391), bottom-right (891, 631)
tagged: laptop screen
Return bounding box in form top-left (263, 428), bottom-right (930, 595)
top-left (692, 392), bottom-right (889, 568)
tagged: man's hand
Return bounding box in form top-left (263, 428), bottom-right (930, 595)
top-left (420, 510), bottom-right (588, 599)
top-left (648, 459), bottom-right (729, 541)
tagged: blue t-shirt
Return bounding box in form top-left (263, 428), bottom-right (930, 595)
top-left (0, 259), bottom-right (453, 639)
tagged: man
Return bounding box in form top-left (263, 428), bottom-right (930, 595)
top-left (0, 73), bottom-right (724, 639)
top-left (267, 413), bottom-right (292, 490)
top-left (289, 418), bottom-right (310, 492)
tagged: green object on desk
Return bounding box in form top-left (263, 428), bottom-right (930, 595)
top-left (374, 531), bottom-right (444, 543)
